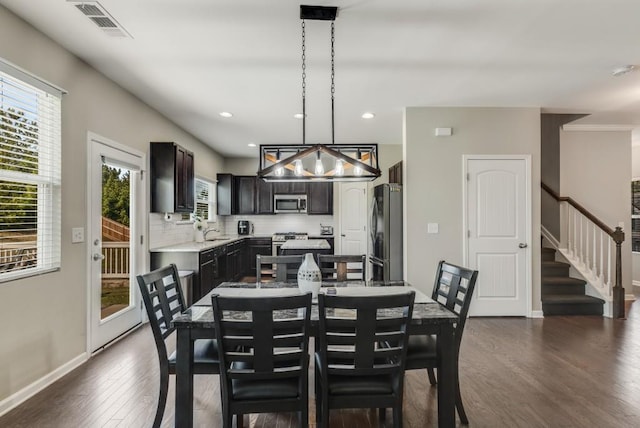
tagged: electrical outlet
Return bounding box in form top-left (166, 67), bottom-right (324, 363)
top-left (72, 227), bottom-right (84, 243)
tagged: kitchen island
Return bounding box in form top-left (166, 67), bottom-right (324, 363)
top-left (279, 238), bottom-right (332, 259)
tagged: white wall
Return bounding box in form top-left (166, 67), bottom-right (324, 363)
top-left (560, 129), bottom-right (632, 292)
top-left (404, 107), bottom-right (542, 310)
top-left (0, 6), bottom-right (224, 403)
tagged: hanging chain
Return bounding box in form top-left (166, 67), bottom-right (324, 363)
top-left (330, 21), bottom-right (335, 144)
top-left (301, 20), bottom-right (307, 145)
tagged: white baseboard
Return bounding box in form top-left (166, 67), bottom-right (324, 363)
top-left (626, 293), bottom-right (636, 301)
top-left (0, 352), bottom-right (88, 417)
top-left (530, 310), bottom-right (544, 318)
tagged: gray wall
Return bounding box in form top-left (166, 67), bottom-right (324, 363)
top-left (404, 107), bottom-right (542, 311)
top-left (0, 6), bottom-right (223, 403)
top-left (560, 129), bottom-right (632, 290)
top-left (540, 114), bottom-right (587, 238)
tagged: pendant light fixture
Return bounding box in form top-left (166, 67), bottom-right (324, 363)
top-left (257, 5), bottom-right (381, 182)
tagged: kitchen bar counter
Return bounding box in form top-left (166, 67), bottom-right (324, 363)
top-left (149, 234), bottom-right (271, 253)
top-left (280, 238), bottom-right (331, 250)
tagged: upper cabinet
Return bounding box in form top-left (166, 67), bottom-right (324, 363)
top-left (216, 174), bottom-right (332, 215)
top-left (307, 182), bottom-right (333, 215)
top-left (389, 161), bottom-right (403, 185)
top-left (150, 142), bottom-right (194, 213)
top-left (273, 181), bottom-right (307, 195)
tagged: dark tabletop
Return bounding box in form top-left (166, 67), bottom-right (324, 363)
top-left (173, 281), bottom-right (458, 328)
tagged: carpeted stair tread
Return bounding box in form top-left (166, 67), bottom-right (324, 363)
top-left (542, 294), bottom-right (605, 304)
top-left (542, 277), bottom-right (586, 286)
top-left (542, 260), bottom-right (570, 269)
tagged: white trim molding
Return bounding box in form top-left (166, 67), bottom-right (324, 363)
top-left (562, 124), bottom-right (636, 132)
top-left (0, 353), bottom-right (88, 417)
top-left (530, 310), bottom-right (545, 318)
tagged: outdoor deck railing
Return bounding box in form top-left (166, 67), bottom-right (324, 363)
top-left (102, 241), bottom-right (130, 278)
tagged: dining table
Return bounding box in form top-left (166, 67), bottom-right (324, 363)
top-left (171, 280), bottom-right (459, 428)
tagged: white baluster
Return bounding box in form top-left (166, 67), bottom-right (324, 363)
top-left (599, 230), bottom-right (604, 284)
top-left (592, 223), bottom-right (596, 276)
top-left (607, 239), bottom-right (612, 295)
top-left (585, 219), bottom-right (590, 269)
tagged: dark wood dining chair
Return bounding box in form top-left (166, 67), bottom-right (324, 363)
top-left (317, 254), bottom-right (366, 281)
top-left (211, 292), bottom-right (313, 428)
top-left (404, 260), bottom-right (478, 424)
top-left (315, 291), bottom-right (415, 428)
top-left (136, 264), bottom-right (220, 428)
top-left (256, 254), bottom-right (303, 282)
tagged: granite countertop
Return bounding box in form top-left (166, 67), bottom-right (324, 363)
top-left (281, 239), bottom-right (330, 250)
top-left (149, 234), bottom-right (272, 252)
top-left (173, 282), bottom-right (457, 328)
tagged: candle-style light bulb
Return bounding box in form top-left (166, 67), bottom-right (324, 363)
top-left (335, 159), bottom-right (344, 176)
top-left (314, 153), bottom-right (324, 175)
top-left (275, 166), bottom-right (284, 176)
top-left (294, 159), bottom-right (303, 176)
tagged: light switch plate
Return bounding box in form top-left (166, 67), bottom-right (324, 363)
top-left (427, 223), bottom-right (439, 234)
top-left (72, 227), bottom-right (84, 243)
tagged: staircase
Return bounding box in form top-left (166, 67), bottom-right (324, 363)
top-left (542, 247), bottom-right (604, 316)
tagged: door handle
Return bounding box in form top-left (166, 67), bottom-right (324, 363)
top-left (341, 234), bottom-right (346, 237)
top-left (518, 243), bottom-right (528, 249)
top-left (93, 253), bottom-right (105, 261)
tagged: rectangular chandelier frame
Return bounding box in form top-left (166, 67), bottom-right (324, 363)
top-left (257, 144), bottom-right (381, 182)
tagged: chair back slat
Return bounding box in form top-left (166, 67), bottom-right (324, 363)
top-left (256, 255), bottom-right (304, 283)
top-left (431, 260), bottom-right (479, 345)
top-left (318, 254), bottom-right (366, 281)
top-left (318, 292), bottom-right (414, 377)
top-left (212, 293), bottom-right (312, 386)
top-left (136, 264), bottom-right (187, 364)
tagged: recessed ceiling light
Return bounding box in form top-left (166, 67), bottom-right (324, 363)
top-left (248, 143), bottom-right (257, 148)
top-left (219, 111), bottom-right (233, 118)
top-left (612, 65), bottom-right (635, 77)
top-left (361, 112), bottom-right (375, 119)
top-left (294, 113), bottom-right (305, 119)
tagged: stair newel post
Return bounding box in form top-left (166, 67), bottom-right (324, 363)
top-left (612, 226), bottom-right (625, 319)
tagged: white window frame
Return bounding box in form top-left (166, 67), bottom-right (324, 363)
top-left (0, 59), bottom-right (64, 283)
top-left (194, 177), bottom-right (217, 223)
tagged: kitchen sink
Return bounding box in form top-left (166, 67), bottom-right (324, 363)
top-left (206, 237), bottom-right (231, 241)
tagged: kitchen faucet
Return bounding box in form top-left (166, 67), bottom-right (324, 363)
top-left (203, 227), bottom-right (220, 239)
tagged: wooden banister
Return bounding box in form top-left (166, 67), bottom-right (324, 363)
top-left (541, 182), bottom-right (625, 318)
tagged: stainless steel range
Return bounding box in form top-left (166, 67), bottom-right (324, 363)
top-left (272, 232), bottom-right (308, 256)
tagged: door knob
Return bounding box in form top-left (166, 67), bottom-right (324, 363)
top-left (518, 243), bottom-right (528, 249)
top-left (93, 253), bottom-right (105, 261)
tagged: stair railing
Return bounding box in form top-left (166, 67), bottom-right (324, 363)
top-left (542, 182), bottom-right (625, 318)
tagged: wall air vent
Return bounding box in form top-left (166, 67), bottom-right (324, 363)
top-left (68, 1), bottom-right (132, 38)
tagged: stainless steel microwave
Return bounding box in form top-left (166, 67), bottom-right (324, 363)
top-left (274, 194), bottom-right (307, 213)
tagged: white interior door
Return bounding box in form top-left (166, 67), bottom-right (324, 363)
top-left (88, 134), bottom-right (146, 351)
top-left (465, 156), bottom-right (530, 316)
top-left (338, 182), bottom-right (368, 256)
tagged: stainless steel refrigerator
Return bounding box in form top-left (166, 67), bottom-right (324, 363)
top-left (369, 183), bottom-right (403, 281)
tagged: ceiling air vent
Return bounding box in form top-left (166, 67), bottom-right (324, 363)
top-left (68, 1), bottom-right (132, 38)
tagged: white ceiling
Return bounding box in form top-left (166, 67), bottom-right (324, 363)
top-left (4, 0), bottom-right (640, 157)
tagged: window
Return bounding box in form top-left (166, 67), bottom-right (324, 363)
top-left (195, 178), bottom-right (216, 222)
top-left (0, 61), bottom-right (62, 281)
top-left (632, 180), bottom-right (640, 252)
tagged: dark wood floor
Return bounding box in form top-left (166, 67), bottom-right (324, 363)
top-left (2, 301), bottom-right (640, 427)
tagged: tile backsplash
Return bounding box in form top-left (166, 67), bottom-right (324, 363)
top-left (149, 213), bottom-right (334, 249)
top-left (222, 215), bottom-right (334, 236)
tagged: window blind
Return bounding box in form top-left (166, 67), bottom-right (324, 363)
top-left (0, 65), bottom-right (62, 281)
top-left (195, 178), bottom-right (216, 222)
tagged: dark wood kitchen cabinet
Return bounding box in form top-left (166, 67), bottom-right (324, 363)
top-left (217, 174), bottom-right (275, 215)
top-left (273, 181), bottom-right (307, 194)
top-left (307, 182), bottom-right (333, 215)
top-left (247, 238), bottom-right (272, 275)
top-left (150, 142), bottom-right (194, 213)
top-left (256, 178), bottom-right (274, 214)
top-left (235, 176), bottom-right (257, 214)
top-left (199, 248), bottom-right (215, 297)
top-left (389, 161), bottom-right (403, 185)
top-left (226, 240), bottom-right (247, 281)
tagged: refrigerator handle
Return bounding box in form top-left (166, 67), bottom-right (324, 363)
top-left (369, 196), bottom-right (377, 243)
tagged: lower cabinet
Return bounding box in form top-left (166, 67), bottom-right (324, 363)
top-left (247, 238), bottom-right (272, 275)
